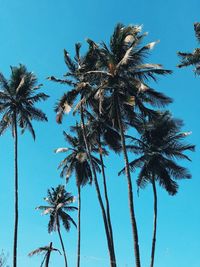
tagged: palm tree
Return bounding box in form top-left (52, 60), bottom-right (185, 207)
top-left (28, 242), bottom-right (61, 267)
top-left (84, 23), bottom-right (172, 267)
top-left (0, 64), bottom-right (48, 267)
top-left (119, 112), bottom-right (194, 267)
top-left (55, 126), bottom-right (101, 267)
top-left (36, 185), bottom-right (77, 267)
top-left (48, 43), bottom-right (117, 267)
top-left (178, 22), bottom-right (200, 75)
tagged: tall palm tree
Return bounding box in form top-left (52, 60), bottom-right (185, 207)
top-left (36, 185), bottom-right (77, 267)
top-left (178, 22), bottom-right (200, 75)
top-left (48, 43), bottom-right (117, 267)
top-left (84, 23), bottom-right (172, 267)
top-left (0, 64), bottom-right (48, 267)
top-left (55, 126), bottom-right (101, 267)
top-left (28, 242), bottom-right (61, 267)
top-left (119, 112), bottom-right (194, 267)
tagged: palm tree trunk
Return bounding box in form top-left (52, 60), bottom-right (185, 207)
top-left (77, 185), bottom-right (81, 267)
top-left (80, 104), bottom-right (116, 267)
top-left (45, 242), bottom-right (52, 267)
top-left (13, 113), bottom-right (18, 267)
top-left (57, 218), bottom-right (68, 267)
top-left (116, 97), bottom-right (141, 267)
top-left (98, 138), bottom-right (116, 265)
top-left (150, 177), bottom-right (157, 267)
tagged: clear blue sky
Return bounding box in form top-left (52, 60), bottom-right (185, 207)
top-left (0, 0), bottom-right (199, 266)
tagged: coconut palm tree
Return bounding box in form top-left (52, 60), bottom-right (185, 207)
top-left (36, 185), bottom-right (77, 267)
top-left (178, 22), bottom-right (200, 75)
top-left (28, 242), bottom-right (61, 267)
top-left (48, 43), bottom-right (117, 267)
top-left (84, 23), bottom-right (172, 267)
top-left (55, 126), bottom-right (101, 267)
top-left (0, 64), bottom-right (48, 267)
top-left (119, 112), bottom-right (194, 267)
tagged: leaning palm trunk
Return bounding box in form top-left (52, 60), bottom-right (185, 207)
top-left (57, 218), bottom-right (68, 267)
top-left (98, 138), bottom-right (116, 262)
top-left (77, 185), bottom-right (81, 267)
top-left (150, 177), bottom-right (157, 267)
top-left (116, 97), bottom-right (141, 267)
top-left (13, 113), bottom-right (18, 267)
top-left (80, 104), bottom-right (116, 267)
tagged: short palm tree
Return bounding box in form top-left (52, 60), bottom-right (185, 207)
top-left (28, 242), bottom-right (61, 267)
top-left (0, 64), bottom-right (48, 267)
top-left (55, 126), bottom-right (101, 267)
top-left (119, 112), bottom-right (194, 267)
top-left (178, 22), bottom-right (200, 75)
top-left (85, 23), bottom-right (172, 267)
top-left (36, 185), bottom-right (77, 267)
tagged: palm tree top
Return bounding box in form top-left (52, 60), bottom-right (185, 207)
top-left (86, 23), bottom-right (172, 79)
top-left (119, 112), bottom-right (195, 195)
top-left (28, 243), bottom-right (61, 257)
top-left (55, 124), bottom-right (101, 186)
top-left (28, 242), bottom-right (61, 267)
top-left (0, 64), bottom-right (49, 139)
top-left (36, 185), bottom-right (77, 233)
top-left (48, 40), bottom-right (99, 124)
top-left (45, 185), bottom-right (75, 207)
top-left (83, 23), bottom-right (172, 130)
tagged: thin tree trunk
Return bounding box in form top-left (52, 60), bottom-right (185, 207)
top-left (150, 177), bottom-right (157, 267)
top-left (77, 185), bottom-right (81, 267)
top-left (45, 242), bottom-right (52, 267)
top-left (116, 97), bottom-right (141, 267)
top-left (98, 138), bottom-right (116, 265)
top-left (57, 218), bottom-right (68, 267)
top-left (80, 105), bottom-right (116, 267)
top-left (13, 113), bottom-right (18, 267)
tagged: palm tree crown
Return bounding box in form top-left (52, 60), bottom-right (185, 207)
top-left (55, 125), bottom-right (101, 186)
top-left (119, 112), bottom-right (194, 194)
top-left (84, 23), bottom-right (173, 129)
top-left (37, 185), bottom-right (77, 232)
top-left (28, 242), bottom-right (61, 267)
top-left (48, 41), bottom-right (98, 124)
top-left (0, 64), bottom-right (48, 138)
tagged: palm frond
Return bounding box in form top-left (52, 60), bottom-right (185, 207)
top-left (47, 75), bottom-right (75, 86)
top-left (64, 49), bottom-right (76, 73)
top-left (118, 156), bottom-right (145, 176)
top-left (27, 93), bottom-right (49, 104)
